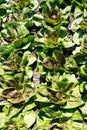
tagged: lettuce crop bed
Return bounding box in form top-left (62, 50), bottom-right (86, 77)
top-left (0, 0), bottom-right (87, 129)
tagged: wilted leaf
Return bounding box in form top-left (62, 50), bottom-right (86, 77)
top-left (2, 87), bottom-right (24, 104)
top-left (43, 57), bottom-right (61, 70)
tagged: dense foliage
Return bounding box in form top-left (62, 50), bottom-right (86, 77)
top-left (0, 0), bottom-right (87, 129)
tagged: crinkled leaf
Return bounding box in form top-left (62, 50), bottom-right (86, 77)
top-left (80, 65), bottom-right (87, 81)
top-left (61, 100), bottom-right (84, 109)
top-left (63, 37), bottom-right (75, 48)
top-left (73, 31), bottom-right (83, 45)
top-left (23, 110), bottom-right (36, 128)
top-left (65, 57), bottom-right (78, 71)
top-left (25, 66), bottom-right (33, 78)
top-left (0, 113), bottom-right (8, 129)
top-left (80, 103), bottom-right (87, 120)
top-left (74, 6), bottom-right (83, 18)
top-left (69, 17), bottom-right (83, 32)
